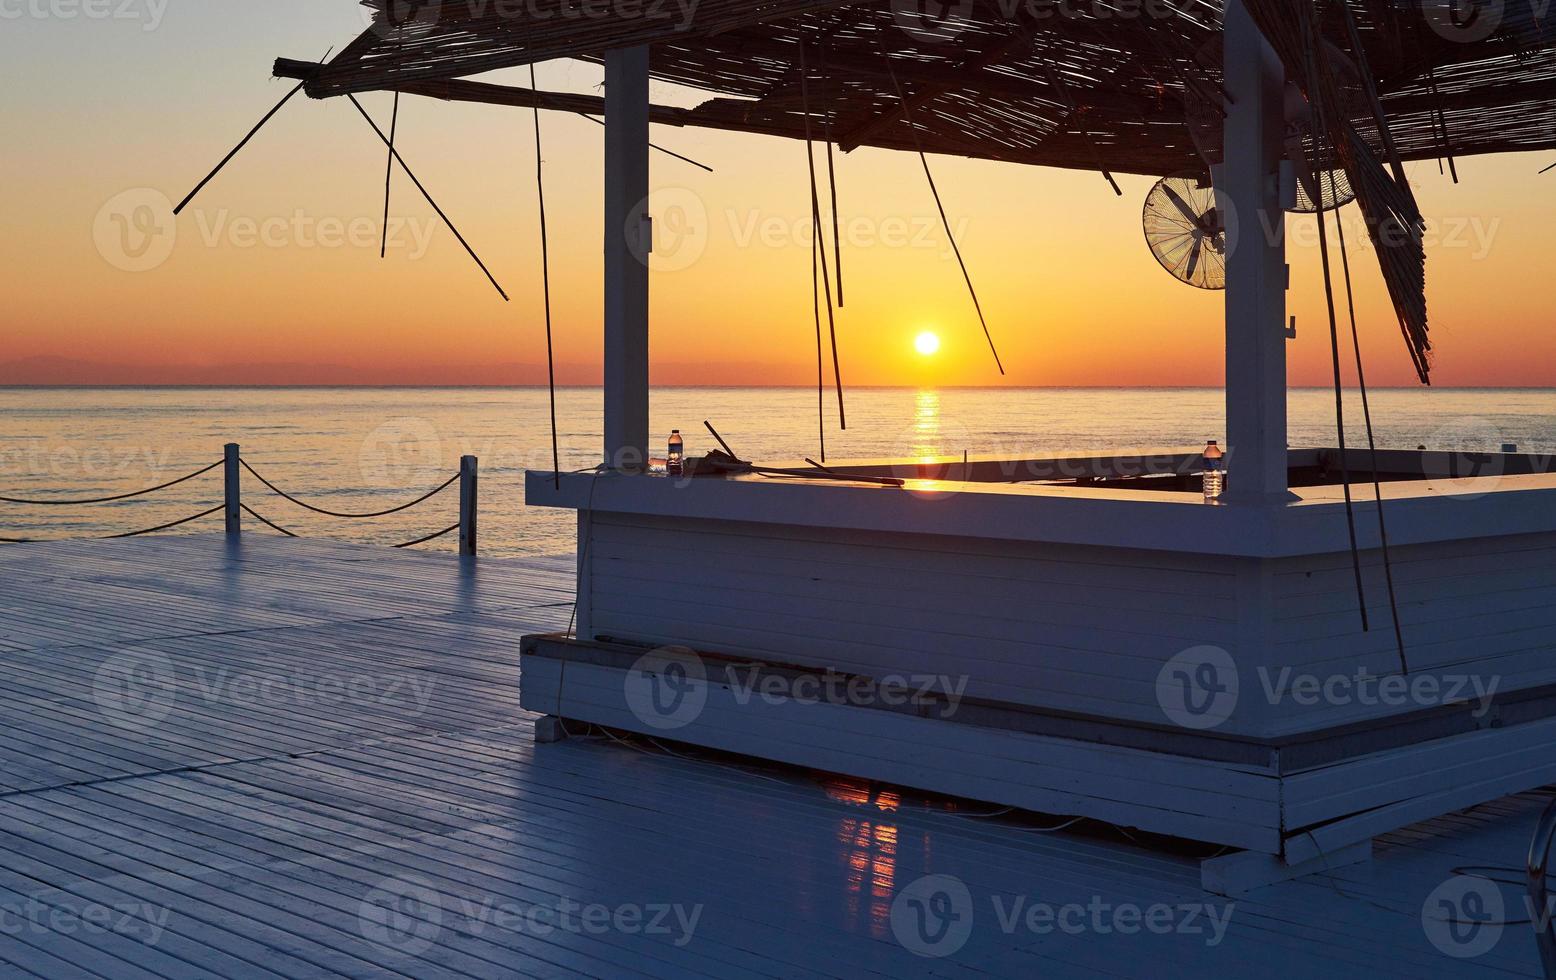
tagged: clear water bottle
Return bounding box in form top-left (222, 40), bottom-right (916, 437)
top-left (667, 430), bottom-right (684, 476)
top-left (1202, 440), bottom-right (1225, 500)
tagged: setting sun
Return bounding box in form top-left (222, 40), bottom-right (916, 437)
top-left (914, 331), bottom-right (942, 357)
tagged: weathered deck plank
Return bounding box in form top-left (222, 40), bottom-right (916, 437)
top-left (0, 535), bottom-right (1547, 977)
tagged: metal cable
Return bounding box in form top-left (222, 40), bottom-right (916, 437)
top-left (393, 523), bottom-right (459, 549)
top-left (0, 461), bottom-right (222, 506)
top-left (380, 90), bottom-right (400, 259)
top-left (1303, 2), bottom-right (1369, 632)
top-left (532, 65), bottom-right (562, 492)
top-left (884, 61), bottom-right (1006, 376)
top-left (1330, 171), bottom-right (1409, 673)
top-left (240, 504), bottom-right (298, 538)
top-left (346, 93), bottom-right (510, 302)
top-left (819, 40), bottom-right (844, 308)
top-left (799, 41), bottom-right (846, 432)
top-left (174, 47), bottom-right (333, 215)
top-left (240, 458), bottom-right (458, 518)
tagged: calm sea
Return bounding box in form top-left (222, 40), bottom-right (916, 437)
top-left (1, 387), bottom-right (1551, 557)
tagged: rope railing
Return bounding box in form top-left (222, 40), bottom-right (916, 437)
top-left (0, 505), bottom-right (224, 544)
top-left (0, 460), bottom-right (222, 506)
top-left (2, 443), bottom-right (480, 555)
top-left (394, 524), bottom-right (461, 549)
top-left (240, 503), bottom-right (298, 538)
top-left (239, 458), bottom-right (459, 519)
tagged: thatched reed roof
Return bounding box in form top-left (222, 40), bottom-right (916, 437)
top-left (301, 0), bottom-right (1556, 177)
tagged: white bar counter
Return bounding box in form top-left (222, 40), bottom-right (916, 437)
top-left (522, 454), bottom-right (1556, 860)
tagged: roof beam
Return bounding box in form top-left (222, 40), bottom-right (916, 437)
top-left (275, 57), bottom-right (694, 126)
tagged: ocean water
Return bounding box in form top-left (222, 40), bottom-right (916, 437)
top-left (1, 386), bottom-right (1551, 557)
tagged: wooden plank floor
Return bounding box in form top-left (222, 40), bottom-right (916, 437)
top-left (0, 534), bottom-right (1547, 978)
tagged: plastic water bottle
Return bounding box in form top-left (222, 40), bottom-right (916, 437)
top-left (1202, 440), bottom-right (1225, 500)
top-left (667, 430), bottom-right (684, 476)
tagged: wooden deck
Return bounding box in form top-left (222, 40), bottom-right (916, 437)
top-left (0, 534), bottom-right (1548, 978)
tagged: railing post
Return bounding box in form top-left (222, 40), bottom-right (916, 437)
top-left (459, 455), bottom-right (478, 556)
top-left (224, 443), bottom-right (241, 536)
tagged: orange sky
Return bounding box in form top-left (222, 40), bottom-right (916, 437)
top-left (2, 4), bottom-right (1553, 387)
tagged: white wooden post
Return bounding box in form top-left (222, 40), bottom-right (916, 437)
top-left (603, 46), bottom-right (651, 472)
top-left (224, 443), bottom-right (241, 535)
top-left (458, 455), bottom-right (478, 557)
top-left (1222, 0), bottom-right (1290, 502)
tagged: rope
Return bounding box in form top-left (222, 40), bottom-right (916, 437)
top-left (240, 504), bottom-right (298, 538)
top-left (0, 460), bottom-right (221, 506)
top-left (104, 505), bottom-right (224, 539)
top-left (532, 65), bottom-right (561, 491)
top-left (885, 61), bottom-right (1007, 376)
top-left (393, 523), bottom-right (459, 549)
top-left (240, 458), bottom-right (458, 518)
top-left (799, 41), bottom-right (847, 434)
top-left (3, 504), bottom-right (221, 542)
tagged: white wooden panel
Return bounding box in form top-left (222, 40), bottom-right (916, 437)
top-left (1282, 715), bottom-right (1556, 828)
top-left (584, 513), bottom-right (1251, 729)
top-left (1265, 529), bottom-right (1556, 731)
top-left (522, 656), bottom-right (1283, 852)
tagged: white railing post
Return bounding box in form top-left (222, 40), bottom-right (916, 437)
top-left (459, 455), bottom-right (478, 557)
top-left (224, 443), bottom-right (241, 535)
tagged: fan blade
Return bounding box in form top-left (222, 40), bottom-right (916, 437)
top-left (1185, 235), bottom-right (1203, 281)
top-left (1161, 185), bottom-right (1207, 232)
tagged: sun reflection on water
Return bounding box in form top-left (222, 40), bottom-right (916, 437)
top-left (913, 389), bottom-right (942, 463)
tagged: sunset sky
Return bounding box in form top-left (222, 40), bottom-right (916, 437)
top-left (2, 2), bottom-right (1553, 387)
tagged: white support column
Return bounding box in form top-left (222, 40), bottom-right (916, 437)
top-left (1222, 0), bottom-right (1290, 502)
top-left (603, 46), bottom-right (651, 472)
